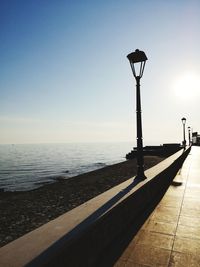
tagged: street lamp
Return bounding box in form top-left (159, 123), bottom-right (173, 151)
top-left (127, 49), bottom-right (148, 180)
top-left (181, 117), bottom-right (186, 149)
top-left (188, 126), bottom-right (191, 146)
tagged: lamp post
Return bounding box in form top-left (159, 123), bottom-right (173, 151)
top-left (188, 126), bottom-right (191, 146)
top-left (127, 49), bottom-right (148, 180)
top-left (181, 117), bottom-right (186, 149)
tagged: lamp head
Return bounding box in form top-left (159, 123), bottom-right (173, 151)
top-left (181, 117), bottom-right (186, 124)
top-left (127, 49), bottom-right (148, 78)
top-left (127, 49), bottom-right (148, 63)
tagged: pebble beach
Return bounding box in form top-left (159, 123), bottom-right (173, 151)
top-left (0, 156), bottom-right (164, 247)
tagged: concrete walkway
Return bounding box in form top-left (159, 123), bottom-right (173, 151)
top-left (115, 146), bottom-right (200, 266)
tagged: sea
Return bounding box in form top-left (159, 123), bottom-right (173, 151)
top-left (0, 142), bottom-right (133, 192)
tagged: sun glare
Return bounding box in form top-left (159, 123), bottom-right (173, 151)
top-left (172, 72), bottom-right (200, 101)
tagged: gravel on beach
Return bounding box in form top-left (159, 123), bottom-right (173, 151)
top-left (0, 156), bottom-right (164, 247)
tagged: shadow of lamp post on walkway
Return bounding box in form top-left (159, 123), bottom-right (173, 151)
top-left (181, 117), bottom-right (186, 150)
top-left (127, 49), bottom-right (148, 181)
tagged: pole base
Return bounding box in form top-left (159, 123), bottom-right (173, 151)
top-left (134, 166), bottom-right (147, 181)
top-left (135, 173), bottom-right (147, 181)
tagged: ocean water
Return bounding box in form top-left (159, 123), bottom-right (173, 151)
top-left (0, 142), bottom-right (133, 192)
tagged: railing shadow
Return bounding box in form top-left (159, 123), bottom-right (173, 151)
top-left (27, 178), bottom-right (141, 267)
top-left (95, 183), bottom-right (170, 266)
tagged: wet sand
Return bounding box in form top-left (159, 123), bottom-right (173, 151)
top-left (0, 156), bottom-right (164, 247)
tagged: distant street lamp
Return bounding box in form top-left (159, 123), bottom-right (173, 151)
top-left (188, 126), bottom-right (191, 146)
top-left (181, 117), bottom-right (186, 149)
top-left (127, 49), bottom-right (148, 180)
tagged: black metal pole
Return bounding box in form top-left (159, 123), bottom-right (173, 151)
top-left (135, 76), bottom-right (146, 180)
top-left (183, 123), bottom-right (186, 150)
top-left (188, 128), bottom-right (191, 146)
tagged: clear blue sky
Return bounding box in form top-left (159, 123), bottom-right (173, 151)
top-left (1, 0), bottom-right (200, 145)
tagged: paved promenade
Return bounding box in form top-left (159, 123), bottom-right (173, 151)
top-left (115, 146), bottom-right (200, 266)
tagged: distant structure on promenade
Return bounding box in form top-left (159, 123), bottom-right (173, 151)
top-left (126, 143), bottom-right (181, 159)
top-left (192, 132), bottom-right (200, 146)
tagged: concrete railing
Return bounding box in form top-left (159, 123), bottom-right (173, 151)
top-left (0, 147), bottom-right (191, 267)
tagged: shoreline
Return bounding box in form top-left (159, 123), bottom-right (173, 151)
top-left (0, 156), bottom-right (165, 247)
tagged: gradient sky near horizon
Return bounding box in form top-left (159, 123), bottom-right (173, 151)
top-left (1, 0), bottom-right (200, 145)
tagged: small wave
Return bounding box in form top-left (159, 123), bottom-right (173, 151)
top-left (94, 162), bottom-right (107, 167)
top-left (56, 176), bottom-right (67, 181)
top-left (79, 162), bottom-right (106, 169)
top-left (34, 181), bottom-right (52, 186)
top-left (52, 176), bottom-right (67, 182)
